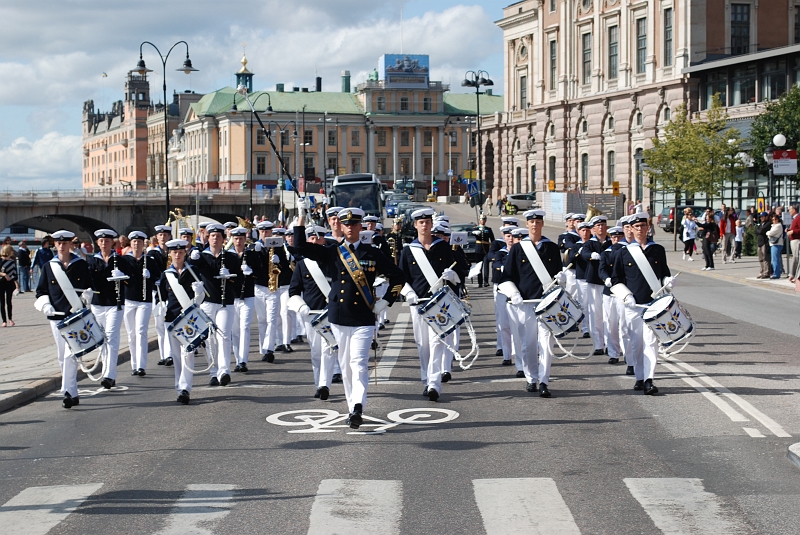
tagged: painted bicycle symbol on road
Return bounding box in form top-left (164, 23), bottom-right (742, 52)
top-left (266, 408), bottom-right (460, 435)
top-left (49, 385), bottom-right (129, 398)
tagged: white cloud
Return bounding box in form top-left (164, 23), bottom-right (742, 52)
top-left (0, 132), bottom-right (82, 189)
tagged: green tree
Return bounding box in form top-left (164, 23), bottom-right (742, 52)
top-left (696, 95), bottom-right (747, 203)
top-left (750, 84), bottom-right (800, 182)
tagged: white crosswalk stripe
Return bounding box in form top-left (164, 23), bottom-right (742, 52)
top-left (473, 478), bottom-right (581, 535)
top-left (307, 479), bottom-right (402, 535)
top-left (624, 478), bottom-right (751, 535)
top-left (0, 483), bottom-right (103, 535)
top-left (154, 484), bottom-right (236, 535)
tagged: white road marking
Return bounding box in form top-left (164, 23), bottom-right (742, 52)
top-left (624, 478), bottom-right (751, 535)
top-left (377, 313), bottom-right (410, 381)
top-left (307, 479), bottom-right (402, 535)
top-left (659, 361), bottom-right (749, 422)
top-left (743, 427), bottom-right (765, 438)
top-left (155, 484), bottom-right (235, 535)
top-left (473, 478), bottom-right (580, 535)
top-left (0, 483), bottom-right (103, 535)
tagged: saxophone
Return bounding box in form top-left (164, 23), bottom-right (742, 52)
top-left (267, 247), bottom-right (281, 292)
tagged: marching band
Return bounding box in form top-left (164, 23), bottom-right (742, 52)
top-left (37, 204), bottom-right (684, 416)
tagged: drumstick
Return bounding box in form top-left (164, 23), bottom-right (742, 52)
top-left (654, 271), bottom-right (682, 298)
top-left (184, 263), bottom-right (211, 297)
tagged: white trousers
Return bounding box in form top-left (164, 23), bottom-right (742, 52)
top-left (304, 315), bottom-right (337, 388)
top-left (622, 305), bottom-right (655, 380)
top-left (602, 294), bottom-right (622, 358)
top-left (537, 322), bottom-right (554, 385)
top-left (493, 284), bottom-right (512, 358)
top-left (124, 301), bottom-right (152, 371)
top-left (201, 302), bottom-right (234, 379)
top-left (507, 302), bottom-right (545, 383)
top-left (410, 307), bottom-right (444, 392)
top-left (50, 320), bottom-right (78, 397)
top-left (376, 282), bottom-right (389, 325)
top-left (232, 297), bottom-right (254, 365)
top-left (331, 324), bottom-right (374, 412)
top-left (583, 283), bottom-right (604, 350)
top-left (262, 286), bottom-right (283, 351)
top-left (504, 301), bottom-right (523, 371)
top-left (574, 277), bottom-right (590, 334)
top-left (253, 284), bottom-right (269, 354)
top-left (278, 286), bottom-right (294, 345)
top-left (154, 295), bottom-right (168, 362)
top-left (166, 332), bottom-right (195, 393)
top-left (91, 305), bottom-right (123, 380)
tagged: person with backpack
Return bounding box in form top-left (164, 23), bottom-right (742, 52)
top-left (698, 208), bottom-right (719, 271)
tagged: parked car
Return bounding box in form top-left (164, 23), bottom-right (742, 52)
top-left (385, 194), bottom-right (411, 217)
top-left (449, 223), bottom-right (482, 263)
top-left (658, 205), bottom-right (709, 233)
top-left (506, 193), bottom-right (537, 212)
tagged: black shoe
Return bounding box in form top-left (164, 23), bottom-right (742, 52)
top-left (138, 368), bottom-right (146, 376)
top-left (72, 396), bottom-right (79, 406)
top-left (291, 336), bottom-right (302, 344)
top-left (318, 386), bottom-right (329, 401)
top-left (239, 363), bottom-right (248, 373)
top-left (262, 351), bottom-right (275, 363)
top-left (422, 387), bottom-right (429, 397)
top-left (495, 349), bottom-right (504, 357)
top-left (604, 348), bottom-right (609, 355)
top-left (643, 379), bottom-right (659, 395)
top-left (384, 319), bottom-right (391, 325)
top-left (157, 359), bottom-right (166, 366)
top-left (177, 390), bottom-right (190, 405)
top-left (427, 388), bottom-right (439, 401)
top-left (379, 324), bottom-right (386, 330)
top-left (626, 366), bottom-right (635, 376)
top-left (314, 389), bottom-right (321, 399)
top-left (100, 377), bottom-right (113, 389)
top-left (275, 344), bottom-right (287, 352)
top-left (348, 404), bottom-right (363, 429)
top-left (209, 377), bottom-right (220, 386)
top-left (165, 357), bottom-right (174, 367)
top-left (608, 357), bottom-right (619, 365)
top-left (633, 380), bottom-right (644, 391)
top-left (131, 370), bottom-right (140, 376)
top-left (539, 383), bottom-right (551, 398)
top-left (62, 393), bottom-right (73, 409)
top-left (371, 339), bottom-right (379, 350)
top-left (220, 373), bottom-right (231, 386)
top-left (233, 364), bottom-right (242, 372)
top-left (582, 332), bottom-right (591, 338)
top-left (285, 345), bottom-right (294, 353)
top-left (441, 372), bottom-right (451, 383)
top-left (332, 373), bottom-right (343, 383)
top-left (526, 382), bottom-right (537, 392)
top-left (593, 348), bottom-right (605, 356)
top-left (515, 370), bottom-right (525, 378)
top-left (501, 359), bottom-right (512, 366)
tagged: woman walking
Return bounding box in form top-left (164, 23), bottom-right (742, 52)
top-left (0, 244), bottom-right (20, 327)
top-left (682, 209), bottom-right (697, 261)
top-left (767, 214), bottom-right (785, 279)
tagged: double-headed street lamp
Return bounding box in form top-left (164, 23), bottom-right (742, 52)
top-left (462, 70), bottom-right (493, 205)
top-left (763, 133), bottom-right (787, 210)
top-left (236, 92), bottom-right (274, 218)
top-left (132, 41), bottom-right (198, 220)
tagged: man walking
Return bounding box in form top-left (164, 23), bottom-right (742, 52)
top-left (787, 205), bottom-right (800, 283)
top-left (755, 212), bottom-right (773, 279)
top-left (17, 240), bottom-right (31, 292)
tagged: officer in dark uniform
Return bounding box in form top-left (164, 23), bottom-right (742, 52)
top-left (475, 213), bottom-right (495, 287)
top-left (385, 217), bottom-right (405, 264)
top-left (294, 206), bottom-right (406, 429)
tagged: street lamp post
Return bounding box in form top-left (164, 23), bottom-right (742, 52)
top-left (266, 120), bottom-right (298, 223)
top-left (462, 70), bottom-right (493, 205)
top-left (133, 41), bottom-right (198, 220)
top-left (243, 93), bottom-right (273, 219)
top-left (763, 133), bottom-right (786, 210)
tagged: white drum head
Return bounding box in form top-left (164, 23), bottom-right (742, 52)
top-left (643, 295), bottom-right (673, 320)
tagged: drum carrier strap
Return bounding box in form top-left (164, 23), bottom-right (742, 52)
top-left (519, 240), bottom-right (554, 288)
top-left (337, 244), bottom-right (375, 309)
top-left (626, 243), bottom-right (661, 297)
top-left (409, 245), bottom-right (440, 290)
top-left (304, 259), bottom-right (331, 299)
top-left (51, 261), bottom-right (84, 312)
top-left (165, 271), bottom-right (192, 309)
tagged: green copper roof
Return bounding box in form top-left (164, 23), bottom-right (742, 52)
top-left (443, 93), bottom-right (504, 116)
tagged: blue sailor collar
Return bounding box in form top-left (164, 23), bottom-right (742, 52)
top-left (50, 253), bottom-right (82, 266)
top-left (410, 237), bottom-right (444, 248)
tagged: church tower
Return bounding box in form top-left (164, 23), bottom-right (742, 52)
top-left (236, 52), bottom-right (254, 93)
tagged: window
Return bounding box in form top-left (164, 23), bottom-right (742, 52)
top-left (377, 96), bottom-right (386, 111)
top-left (582, 120), bottom-right (588, 133)
top-left (549, 124), bottom-right (555, 137)
top-left (607, 151), bottom-right (615, 186)
top-left (731, 4), bottom-right (750, 55)
top-left (607, 116), bottom-right (615, 131)
top-left (400, 97), bottom-right (409, 111)
top-left (423, 130), bottom-right (432, 147)
top-left (377, 130), bottom-right (387, 146)
top-left (705, 71), bottom-right (728, 108)
top-left (327, 129), bottom-right (336, 146)
top-left (636, 18), bottom-right (647, 74)
top-left (423, 157), bottom-right (432, 176)
top-left (256, 156), bottom-right (266, 175)
top-left (327, 157), bottom-right (338, 172)
top-left (732, 64), bottom-right (756, 105)
top-left (304, 129), bottom-right (313, 146)
top-left (550, 0), bottom-right (556, 12)
top-left (608, 25), bottom-right (619, 80)
top-left (582, 33), bottom-right (592, 85)
top-left (423, 97), bottom-right (432, 111)
top-left (519, 75), bottom-right (527, 108)
top-left (471, 132), bottom-right (477, 147)
top-left (663, 107), bottom-right (671, 121)
top-left (351, 129), bottom-right (360, 147)
top-left (795, 7), bottom-right (800, 44)
top-left (548, 156), bottom-right (556, 185)
top-left (350, 157), bottom-right (361, 174)
top-left (762, 60), bottom-right (787, 101)
top-left (636, 112), bottom-right (643, 126)
top-left (449, 131), bottom-right (457, 146)
top-left (581, 153), bottom-right (589, 191)
top-left (450, 156), bottom-right (459, 173)
top-left (400, 157), bottom-right (411, 174)
top-left (663, 8), bottom-right (673, 67)
top-left (304, 156), bottom-right (315, 172)
top-left (280, 130), bottom-right (289, 146)
top-left (377, 157), bottom-right (387, 175)
top-left (549, 40), bottom-right (558, 90)
top-left (400, 130), bottom-right (410, 147)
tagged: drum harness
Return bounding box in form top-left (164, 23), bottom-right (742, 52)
top-left (165, 270), bottom-right (216, 375)
top-left (50, 262), bottom-right (106, 381)
top-left (409, 246), bottom-right (479, 370)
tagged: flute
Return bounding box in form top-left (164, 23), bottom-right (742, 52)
top-left (220, 252), bottom-right (227, 308)
top-left (142, 254), bottom-right (147, 301)
top-left (114, 254), bottom-right (122, 310)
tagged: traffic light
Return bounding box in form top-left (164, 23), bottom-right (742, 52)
top-left (278, 177), bottom-right (285, 190)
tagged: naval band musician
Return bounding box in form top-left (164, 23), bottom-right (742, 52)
top-left (123, 231), bottom-right (163, 377)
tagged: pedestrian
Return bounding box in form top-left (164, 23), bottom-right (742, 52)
top-left (16, 240), bottom-right (31, 293)
top-left (755, 212), bottom-right (773, 278)
top-left (720, 207), bottom-right (737, 263)
top-left (786, 204), bottom-right (800, 283)
top-left (734, 219), bottom-right (744, 259)
top-left (31, 237), bottom-right (54, 287)
top-left (767, 214), bottom-right (785, 279)
top-left (1, 244), bottom-right (20, 327)
top-left (633, 199), bottom-right (643, 213)
top-left (698, 208), bottom-right (718, 271)
top-left (71, 238), bottom-right (86, 260)
top-left (485, 192), bottom-right (493, 216)
top-left (682, 209), bottom-right (697, 261)
top-left (499, 196), bottom-right (506, 215)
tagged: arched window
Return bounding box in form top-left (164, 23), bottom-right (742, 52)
top-left (582, 120), bottom-right (588, 133)
top-left (636, 112), bottom-right (643, 126)
top-left (607, 116), bottom-right (615, 131)
top-left (548, 155), bottom-right (556, 186)
top-left (607, 150), bottom-right (616, 188)
top-left (663, 107), bottom-right (671, 121)
top-left (581, 153), bottom-right (589, 191)
top-left (549, 123), bottom-right (555, 137)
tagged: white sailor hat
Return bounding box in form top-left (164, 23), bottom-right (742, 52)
top-left (178, 227), bottom-right (194, 236)
top-left (338, 208), bottom-right (365, 225)
top-left (590, 215), bottom-right (608, 226)
top-left (306, 225), bottom-right (328, 237)
top-left (375, 223), bottom-right (384, 231)
top-left (52, 230), bottom-right (76, 241)
top-left (479, 212), bottom-right (487, 220)
top-left (326, 206), bottom-right (344, 217)
top-left (432, 224), bottom-right (450, 235)
top-left (223, 221), bottom-right (236, 229)
top-left (230, 226), bottom-right (249, 237)
top-left (500, 225), bottom-right (515, 234)
top-left (205, 223), bottom-right (226, 234)
top-left (524, 209), bottom-right (546, 220)
top-left (94, 228), bottom-right (118, 239)
top-left (154, 225), bottom-right (172, 233)
top-left (632, 212), bottom-right (650, 224)
top-left (565, 213), bottom-right (575, 221)
top-left (608, 226), bottom-right (623, 236)
top-left (578, 220), bottom-right (593, 229)
top-left (166, 238), bottom-right (188, 250)
top-left (619, 215), bottom-right (633, 226)
top-left (500, 216), bottom-right (519, 226)
top-left (272, 227), bottom-right (287, 235)
top-left (450, 231), bottom-right (467, 245)
top-left (434, 215), bottom-right (450, 222)
top-left (572, 213), bottom-right (586, 221)
top-left (128, 231), bottom-right (148, 240)
top-left (411, 208), bottom-right (435, 220)
top-left (198, 222), bottom-right (209, 229)
top-left (511, 227), bottom-right (527, 237)
top-left (256, 220), bottom-right (274, 230)
top-left (363, 215), bottom-right (380, 223)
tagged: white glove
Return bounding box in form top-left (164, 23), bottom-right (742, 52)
top-left (81, 288), bottom-right (94, 307)
top-left (406, 291), bottom-right (419, 306)
top-left (373, 299), bottom-right (389, 315)
top-left (623, 294), bottom-right (637, 310)
top-left (41, 303), bottom-right (55, 317)
top-left (553, 271), bottom-right (566, 286)
top-left (510, 293), bottom-right (523, 306)
top-left (441, 268), bottom-right (460, 284)
top-left (111, 268), bottom-right (126, 278)
top-left (590, 252), bottom-right (601, 261)
top-left (662, 276), bottom-right (675, 292)
top-left (242, 264), bottom-right (253, 276)
top-left (297, 198), bottom-right (309, 216)
top-left (219, 267), bottom-right (231, 278)
top-left (190, 249), bottom-right (200, 261)
top-left (191, 281), bottom-right (205, 305)
top-left (254, 241), bottom-right (263, 252)
top-left (471, 230), bottom-right (482, 236)
top-left (13, 289), bottom-right (19, 297)
top-left (298, 304), bottom-right (310, 316)
top-left (143, 268), bottom-right (150, 279)
top-left (604, 278), bottom-right (612, 288)
top-left (271, 254), bottom-right (280, 265)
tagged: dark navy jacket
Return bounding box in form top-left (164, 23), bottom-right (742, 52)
top-left (580, 236), bottom-right (612, 285)
top-left (611, 241), bottom-right (671, 304)
top-left (567, 241), bottom-right (589, 280)
top-left (486, 245), bottom-right (509, 284)
top-left (122, 251), bottom-right (164, 303)
top-left (498, 237), bottom-right (562, 300)
top-left (36, 254), bottom-right (92, 320)
top-left (157, 265), bottom-right (197, 323)
top-left (289, 258), bottom-right (329, 311)
top-left (398, 239), bottom-right (465, 297)
top-left (233, 247), bottom-right (261, 299)
top-left (193, 249), bottom-right (242, 306)
top-left (598, 241), bottom-right (626, 296)
top-left (88, 252), bottom-right (134, 307)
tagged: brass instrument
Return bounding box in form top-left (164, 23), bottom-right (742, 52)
top-left (165, 207), bottom-right (193, 269)
top-left (586, 203), bottom-right (603, 220)
top-left (387, 235), bottom-right (397, 264)
top-left (267, 247), bottom-right (281, 292)
top-left (284, 243), bottom-right (295, 272)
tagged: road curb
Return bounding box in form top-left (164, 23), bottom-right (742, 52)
top-left (0, 338), bottom-right (158, 414)
top-left (789, 443), bottom-right (800, 471)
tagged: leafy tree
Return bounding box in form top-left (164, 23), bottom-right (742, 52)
top-left (750, 84), bottom-right (800, 182)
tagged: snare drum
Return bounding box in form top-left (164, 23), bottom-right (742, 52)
top-left (57, 308), bottom-right (105, 358)
top-left (311, 309), bottom-right (338, 350)
top-left (417, 286), bottom-right (471, 339)
top-left (167, 303), bottom-right (214, 352)
top-left (642, 294), bottom-right (694, 348)
top-left (534, 286), bottom-right (585, 338)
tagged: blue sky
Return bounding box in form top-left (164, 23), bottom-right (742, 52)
top-left (0, 1), bottom-right (505, 189)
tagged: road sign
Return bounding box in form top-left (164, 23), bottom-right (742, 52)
top-left (463, 170), bottom-right (476, 179)
top-left (433, 186), bottom-right (438, 193)
top-left (756, 197), bottom-right (766, 213)
top-left (548, 180), bottom-right (555, 192)
top-left (612, 181), bottom-right (620, 197)
top-left (467, 181), bottom-right (479, 197)
top-left (773, 149), bottom-right (797, 175)
top-left (447, 169), bottom-right (453, 176)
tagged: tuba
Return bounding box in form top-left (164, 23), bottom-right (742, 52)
top-left (586, 204), bottom-right (603, 220)
top-left (267, 247), bottom-right (281, 292)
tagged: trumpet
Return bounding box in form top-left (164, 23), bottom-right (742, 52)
top-left (586, 203), bottom-right (603, 220)
top-left (267, 247), bottom-right (281, 292)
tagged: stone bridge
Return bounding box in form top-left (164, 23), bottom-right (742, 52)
top-left (1, 190), bottom-right (290, 241)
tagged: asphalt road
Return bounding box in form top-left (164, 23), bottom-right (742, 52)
top-left (1, 271), bottom-right (799, 534)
